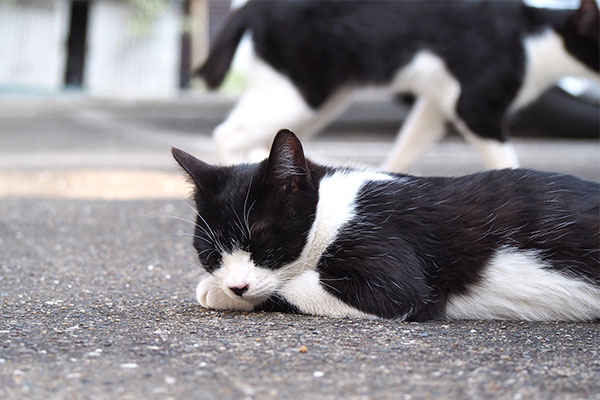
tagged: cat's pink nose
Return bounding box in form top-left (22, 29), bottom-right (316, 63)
top-left (229, 284), bottom-right (249, 297)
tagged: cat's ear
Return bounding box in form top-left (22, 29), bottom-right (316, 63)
top-left (264, 129), bottom-right (310, 191)
top-left (573, 0), bottom-right (599, 37)
top-left (171, 147), bottom-right (215, 189)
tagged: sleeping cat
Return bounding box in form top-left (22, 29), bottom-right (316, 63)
top-left (172, 129), bottom-right (600, 321)
top-left (196, 0), bottom-right (600, 170)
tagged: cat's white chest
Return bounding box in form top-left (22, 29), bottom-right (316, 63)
top-left (512, 29), bottom-right (600, 110)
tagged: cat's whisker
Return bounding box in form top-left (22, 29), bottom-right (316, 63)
top-left (177, 197), bottom-right (221, 244)
top-left (319, 277), bottom-right (352, 282)
top-left (164, 214), bottom-right (197, 226)
top-left (173, 232), bottom-right (214, 245)
top-left (242, 177), bottom-right (254, 240)
top-left (319, 281), bottom-right (342, 294)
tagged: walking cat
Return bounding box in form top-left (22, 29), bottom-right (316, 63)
top-left (196, 0), bottom-right (599, 170)
top-left (172, 130), bottom-right (600, 321)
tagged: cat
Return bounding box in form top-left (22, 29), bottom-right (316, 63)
top-left (172, 129), bottom-right (600, 321)
top-left (195, 0), bottom-right (600, 170)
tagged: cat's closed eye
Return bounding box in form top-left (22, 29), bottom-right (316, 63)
top-left (194, 239), bottom-right (222, 272)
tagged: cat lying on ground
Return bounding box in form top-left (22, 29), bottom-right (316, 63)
top-left (172, 130), bottom-right (600, 321)
top-left (196, 0), bottom-right (599, 170)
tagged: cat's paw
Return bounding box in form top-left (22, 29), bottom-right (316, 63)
top-left (196, 276), bottom-right (254, 311)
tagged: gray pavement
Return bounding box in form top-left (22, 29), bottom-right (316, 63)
top-left (1, 95), bottom-right (599, 399)
top-left (1, 94), bottom-right (599, 179)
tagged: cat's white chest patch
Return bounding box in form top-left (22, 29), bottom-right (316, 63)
top-left (512, 29), bottom-right (600, 110)
top-left (299, 170), bottom-right (393, 267)
top-left (446, 247), bottom-right (600, 321)
top-left (275, 170), bottom-right (394, 319)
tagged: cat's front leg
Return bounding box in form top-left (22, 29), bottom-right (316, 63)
top-left (196, 275), bottom-right (254, 311)
top-left (278, 270), bottom-right (376, 319)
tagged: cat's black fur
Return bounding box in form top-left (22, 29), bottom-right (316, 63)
top-left (173, 130), bottom-right (600, 321)
top-left (322, 170), bottom-right (599, 320)
top-left (198, 0), bottom-right (599, 142)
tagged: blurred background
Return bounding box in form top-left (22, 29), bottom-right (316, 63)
top-left (0, 0), bottom-right (598, 199)
top-left (1, 0), bottom-right (214, 97)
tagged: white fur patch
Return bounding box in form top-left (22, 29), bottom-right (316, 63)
top-left (512, 29), bottom-right (600, 110)
top-left (279, 270), bottom-right (375, 318)
top-left (196, 275), bottom-right (255, 311)
top-left (206, 249), bottom-right (281, 306)
top-left (382, 50), bottom-right (462, 171)
top-left (213, 49), bottom-right (316, 164)
top-left (276, 170), bottom-right (393, 318)
top-left (446, 247), bottom-right (600, 321)
top-left (381, 97), bottom-right (447, 172)
top-left (391, 50), bottom-right (461, 117)
top-left (459, 127), bottom-right (520, 169)
top-left (298, 170), bottom-right (393, 267)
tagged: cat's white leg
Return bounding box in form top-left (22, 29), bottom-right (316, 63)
top-left (213, 52), bottom-right (355, 164)
top-left (213, 53), bottom-right (316, 164)
top-left (380, 97), bottom-right (447, 172)
top-left (196, 275), bottom-right (254, 311)
top-left (278, 270), bottom-right (376, 319)
top-left (454, 121), bottom-right (520, 169)
top-left (213, 87), bottom-right (315, 164)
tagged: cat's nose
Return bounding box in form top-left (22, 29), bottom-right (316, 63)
top-left (229, 284), bottom-right (249, 297)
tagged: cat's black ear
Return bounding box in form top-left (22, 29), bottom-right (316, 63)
top-left (264, 129), bottom-right (310, 191)
top-left (573, 0), bottom-right (599, 37)
top-left (171, 147), bottom-right (214, 189)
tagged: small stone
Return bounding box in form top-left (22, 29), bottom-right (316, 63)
top-left (298, 345), bottom-right (308, 353)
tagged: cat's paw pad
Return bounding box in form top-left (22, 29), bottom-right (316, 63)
top-left (196, 277), bottom-right (254, 311)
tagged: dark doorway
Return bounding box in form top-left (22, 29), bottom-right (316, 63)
top-left (180, 0), bottom-right (191, 88)
top-left (64, 0), bottom-right (90, 87)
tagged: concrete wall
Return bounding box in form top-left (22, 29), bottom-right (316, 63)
top-left (0, 0), bottom-right (70, 92)
top-left (0, 0), bottom-right (187, 98)
top-left (85, 0), bottom-right (183, 98)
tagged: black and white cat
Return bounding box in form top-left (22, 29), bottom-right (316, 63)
top-left (197, 0), bottom-right (599, 170)
top-left (172, 129), bottom-right (600, 321)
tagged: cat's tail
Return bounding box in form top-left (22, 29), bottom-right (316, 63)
top-left (190, 4), bottom-right (253, 89)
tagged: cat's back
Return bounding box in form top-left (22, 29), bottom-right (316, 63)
top-left (396, 169), bottom-right (599, 284)
top-left (244, 0), bottom-right (550, 102)
top-left (404, 169), bottom-right (599, 236)
top-left (246, 1), bottom-right (537, 48)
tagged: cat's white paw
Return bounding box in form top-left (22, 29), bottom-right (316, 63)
top-left (196, 276), bottom-right (254, 311)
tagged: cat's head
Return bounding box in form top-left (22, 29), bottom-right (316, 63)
top-left (556, 0), bottom-right (599, 72)
top-left (172, 130), bottom-right (323, 305)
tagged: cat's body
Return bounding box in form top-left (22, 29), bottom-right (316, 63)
top-left (197, 0), bottom-right (600, 170)
top-left (173, 130), bottom-right (600, 321)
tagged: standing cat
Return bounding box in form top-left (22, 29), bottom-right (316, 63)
top-left (172, 129), bottom-right (600, 321)
top-left (196, 0), bottom-right (599, 170)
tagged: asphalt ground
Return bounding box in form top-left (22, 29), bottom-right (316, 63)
top-left (1, 95), bottom-right (599, 399)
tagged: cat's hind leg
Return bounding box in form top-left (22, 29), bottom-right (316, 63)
top-left (453, 120), bottom-right (520, 169)
top-left (453, 89), bottom-right (520, 169)
top-left (380, 97), bottom-right (448, 172)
